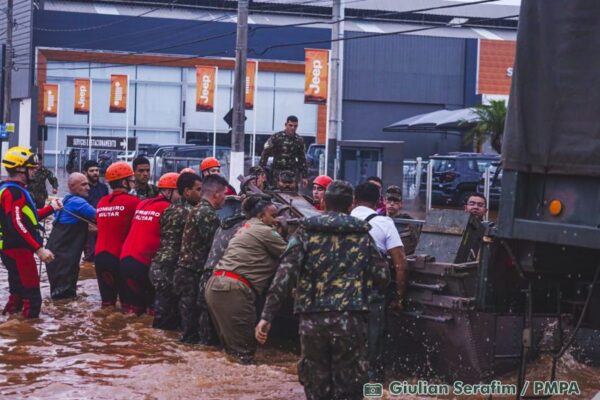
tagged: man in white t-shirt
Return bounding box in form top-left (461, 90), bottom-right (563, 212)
top-left (351, 181), bottom-right (407, 381)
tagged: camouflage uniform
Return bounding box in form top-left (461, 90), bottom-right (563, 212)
top-left (259, 131), bottom-right (307, 186)
top-left (174, 198), bottom-right (220, 343)
top-left (27, 167), bottom-right (59, 208)
top-left (196, 213), bottom-right (246, 345)
top-left (150, 198), bottom-right (193, 331)
top-left (134, 183), bottom-right (159, 200)
top-left (261, 213), bottom-right (390, 400)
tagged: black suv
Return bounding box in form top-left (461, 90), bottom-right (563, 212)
top-left (421, 152), bottom-right (500, 206)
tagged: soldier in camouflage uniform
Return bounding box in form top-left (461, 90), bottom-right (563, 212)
top-left (174, 174), bottom-right (228, 343)
top-left (384, 185), bottom-right (419, 255)
top-left (132, 156), bottom-right (159, 200)
top-left (196, 212), bottom-right (246, 344)
top-left (259, 115), bottom-right (308, 188)
top-left (28, 154), bottom-right (59, 208)
top-left (256, 181), bottom-right (390, 400)
top-left (150, 172), bottom-right (202, 331)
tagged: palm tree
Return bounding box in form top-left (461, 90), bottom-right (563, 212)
top-left (463, 100), bottom-right (507, 153)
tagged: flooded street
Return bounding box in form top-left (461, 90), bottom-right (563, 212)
top-left (0, 264), bottom-right (305, 400)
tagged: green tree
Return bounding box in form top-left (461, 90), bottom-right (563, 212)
top-left (463, 100), bottom-right (507, 153)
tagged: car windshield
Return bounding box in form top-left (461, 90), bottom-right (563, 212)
top-left (431, 159), bottom-right (456, 172)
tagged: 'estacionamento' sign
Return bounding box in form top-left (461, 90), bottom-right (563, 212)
top-left (67, 135), bottom-right (137, 151)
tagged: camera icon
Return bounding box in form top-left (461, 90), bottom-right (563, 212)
top-left (363, 383), bottom-right (383, 397)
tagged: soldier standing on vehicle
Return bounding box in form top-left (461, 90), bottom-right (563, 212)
top-left (27, 153), bottom-right (59, 208)
top-left (205, 195), bottom-right (287, 363)
top-left (259, 115), bottom-right (308, 188)
top-left (95, 162), bottom-right (140, 307)
top-left (150, 172), bottom-right (202, 331)
top-left (256, 181), bottom-right (390, 400)
top-left (174, 174), bottom-right (227, 343)
top-left (0, 147), bottom-right (62, 318)
top-left (132, 156), bottom-right (159, 200)
top-left (351, 182), bottom-right (407, 381)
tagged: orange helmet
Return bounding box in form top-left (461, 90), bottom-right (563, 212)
top-left (200, 157), bottom-right (220, 172)
top-left (180, 167), bottom-right (195, 174)
top-left (313, 175), bottom-right (333, 189)
top-left (157, 172), bottom-right (180, 189)
top-left (105, 162), bottom-right (134, 183)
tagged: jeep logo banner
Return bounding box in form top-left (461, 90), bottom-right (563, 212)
top-left (109, 74), bottom-right (128, 113)
top-left (74, 79), bottom-right (90, 114)
top-left (245, 60), bottom-right (257, 110)
top-left (42, 84), bottom-right (59, 117)
top-left (304, 48), bottom-right (329, 104)
top-left (196, 66), bottom-right (217, 112)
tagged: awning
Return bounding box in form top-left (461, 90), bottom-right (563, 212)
top-left (383, 107), bottom-right (479, 132)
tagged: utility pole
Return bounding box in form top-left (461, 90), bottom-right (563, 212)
top-left (229, 0), bottom-right (249, 191)
top-left (328, 0), bottom-right (344, 178)
top-left (1, 0), bottom-right (14, 161)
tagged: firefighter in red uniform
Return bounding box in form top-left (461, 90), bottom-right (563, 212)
top-left (200, 157), bottom-right (237, 196)
top-left (95, 162), bottom-right (140, 307)
top-left (311, 175), bottom-right (332, 210)
top-left (0, 146), bottom-right (62, 318)
top-left (119, 172), bottom-right (180, 315)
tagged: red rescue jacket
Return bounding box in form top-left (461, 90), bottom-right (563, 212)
top-left (120, 195), bottom-right (171, 266)
top-left (95, 191), bottom-right (141, 258)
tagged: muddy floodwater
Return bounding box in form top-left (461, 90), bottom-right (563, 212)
top-left (1, 262), bottom-right (599, 399)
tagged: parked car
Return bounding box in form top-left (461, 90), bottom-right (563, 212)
top-left (306, 143), bottom-right (325, 180)
top-left (420, 152), bottom-right (500, 206)
top-left (477, 163), bottom-right (502, 209)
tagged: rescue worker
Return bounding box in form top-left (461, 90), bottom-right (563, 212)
top-left (205, 195), bottom-right (287, 363)
top-left (275, 170), bottom-right (298, 192)
top-left (259, 115), bottom-right (308, 187)
top-left (256, 181), bottom-right (390, 400)
top-left (132, 156), bottom-right (159, 200)
top-left (95, 162), bottom-right (140, 307)
top-left (174, 174), bottom-right (227, 343)
top-left (150, 172), bottom-right (202, 331)
top-left (82, 160), bottom-right (109, 262)
top-left (27, 153), bottom-right (59, 208)
top-left (120, 172), bottom-right (180, 315)
top-left (311, 175), bottom-right (333, 210)
top-left (384, 185), bottom-right (419, 255)
top-left (199, 157), bottom-right (237, 196)
top-left (464, 192), bottom-right (487, 221)
top-left (0, 146), bottom-right (61, 318)
top-left (351, 181), bottom-right (407, 381)
top-left (46, 173), bottom-right (97, 300)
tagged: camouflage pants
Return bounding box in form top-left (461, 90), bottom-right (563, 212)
top-left (197, 269), bottom-right (219, 346)
top-left (173, 267), bottom-right (201, 343)
top-left (298, 324), bottom-right (368, 400)
top-left (150, 262), bottom-right (179, 331)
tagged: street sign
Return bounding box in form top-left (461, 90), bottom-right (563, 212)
top-left (0, 123), bottom-right (14, 139)
top-left (66, 135), bottom-right (137, 151)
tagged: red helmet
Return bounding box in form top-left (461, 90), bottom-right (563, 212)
top-left (200, 157), bottom-right (220, 172)
top-left (313, 175), bottom-right (333, 189)
top-left (180, 167), bottom-right (195, 174)
top-left (157, 172), bottom-right (180, 189)
top-left (105, 162), bottom-right (134, 183)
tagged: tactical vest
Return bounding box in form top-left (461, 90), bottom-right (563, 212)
top-left (293, 229), bottom-right (377, 314)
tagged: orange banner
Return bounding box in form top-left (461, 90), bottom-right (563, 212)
top-left (42, 84), bottom-right (59, 117)
top-left (245, 60), bottom-right (257, 110)
top-left (196, 66), bottom-right (217, 112)
top-left (304, 48), bottom-right (329, 105)
top-left (74, 79), bottom-right (90, 114)
top-left (109, 74), bottom-right (128, 113)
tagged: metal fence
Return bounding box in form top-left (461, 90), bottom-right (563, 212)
top-left (402, 158), bottom-right (428, 200)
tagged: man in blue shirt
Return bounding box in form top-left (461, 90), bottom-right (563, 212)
top-left (46, 173), bottom-right (97, 299)
top-left (82, 160), bottom-right (108, 262)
